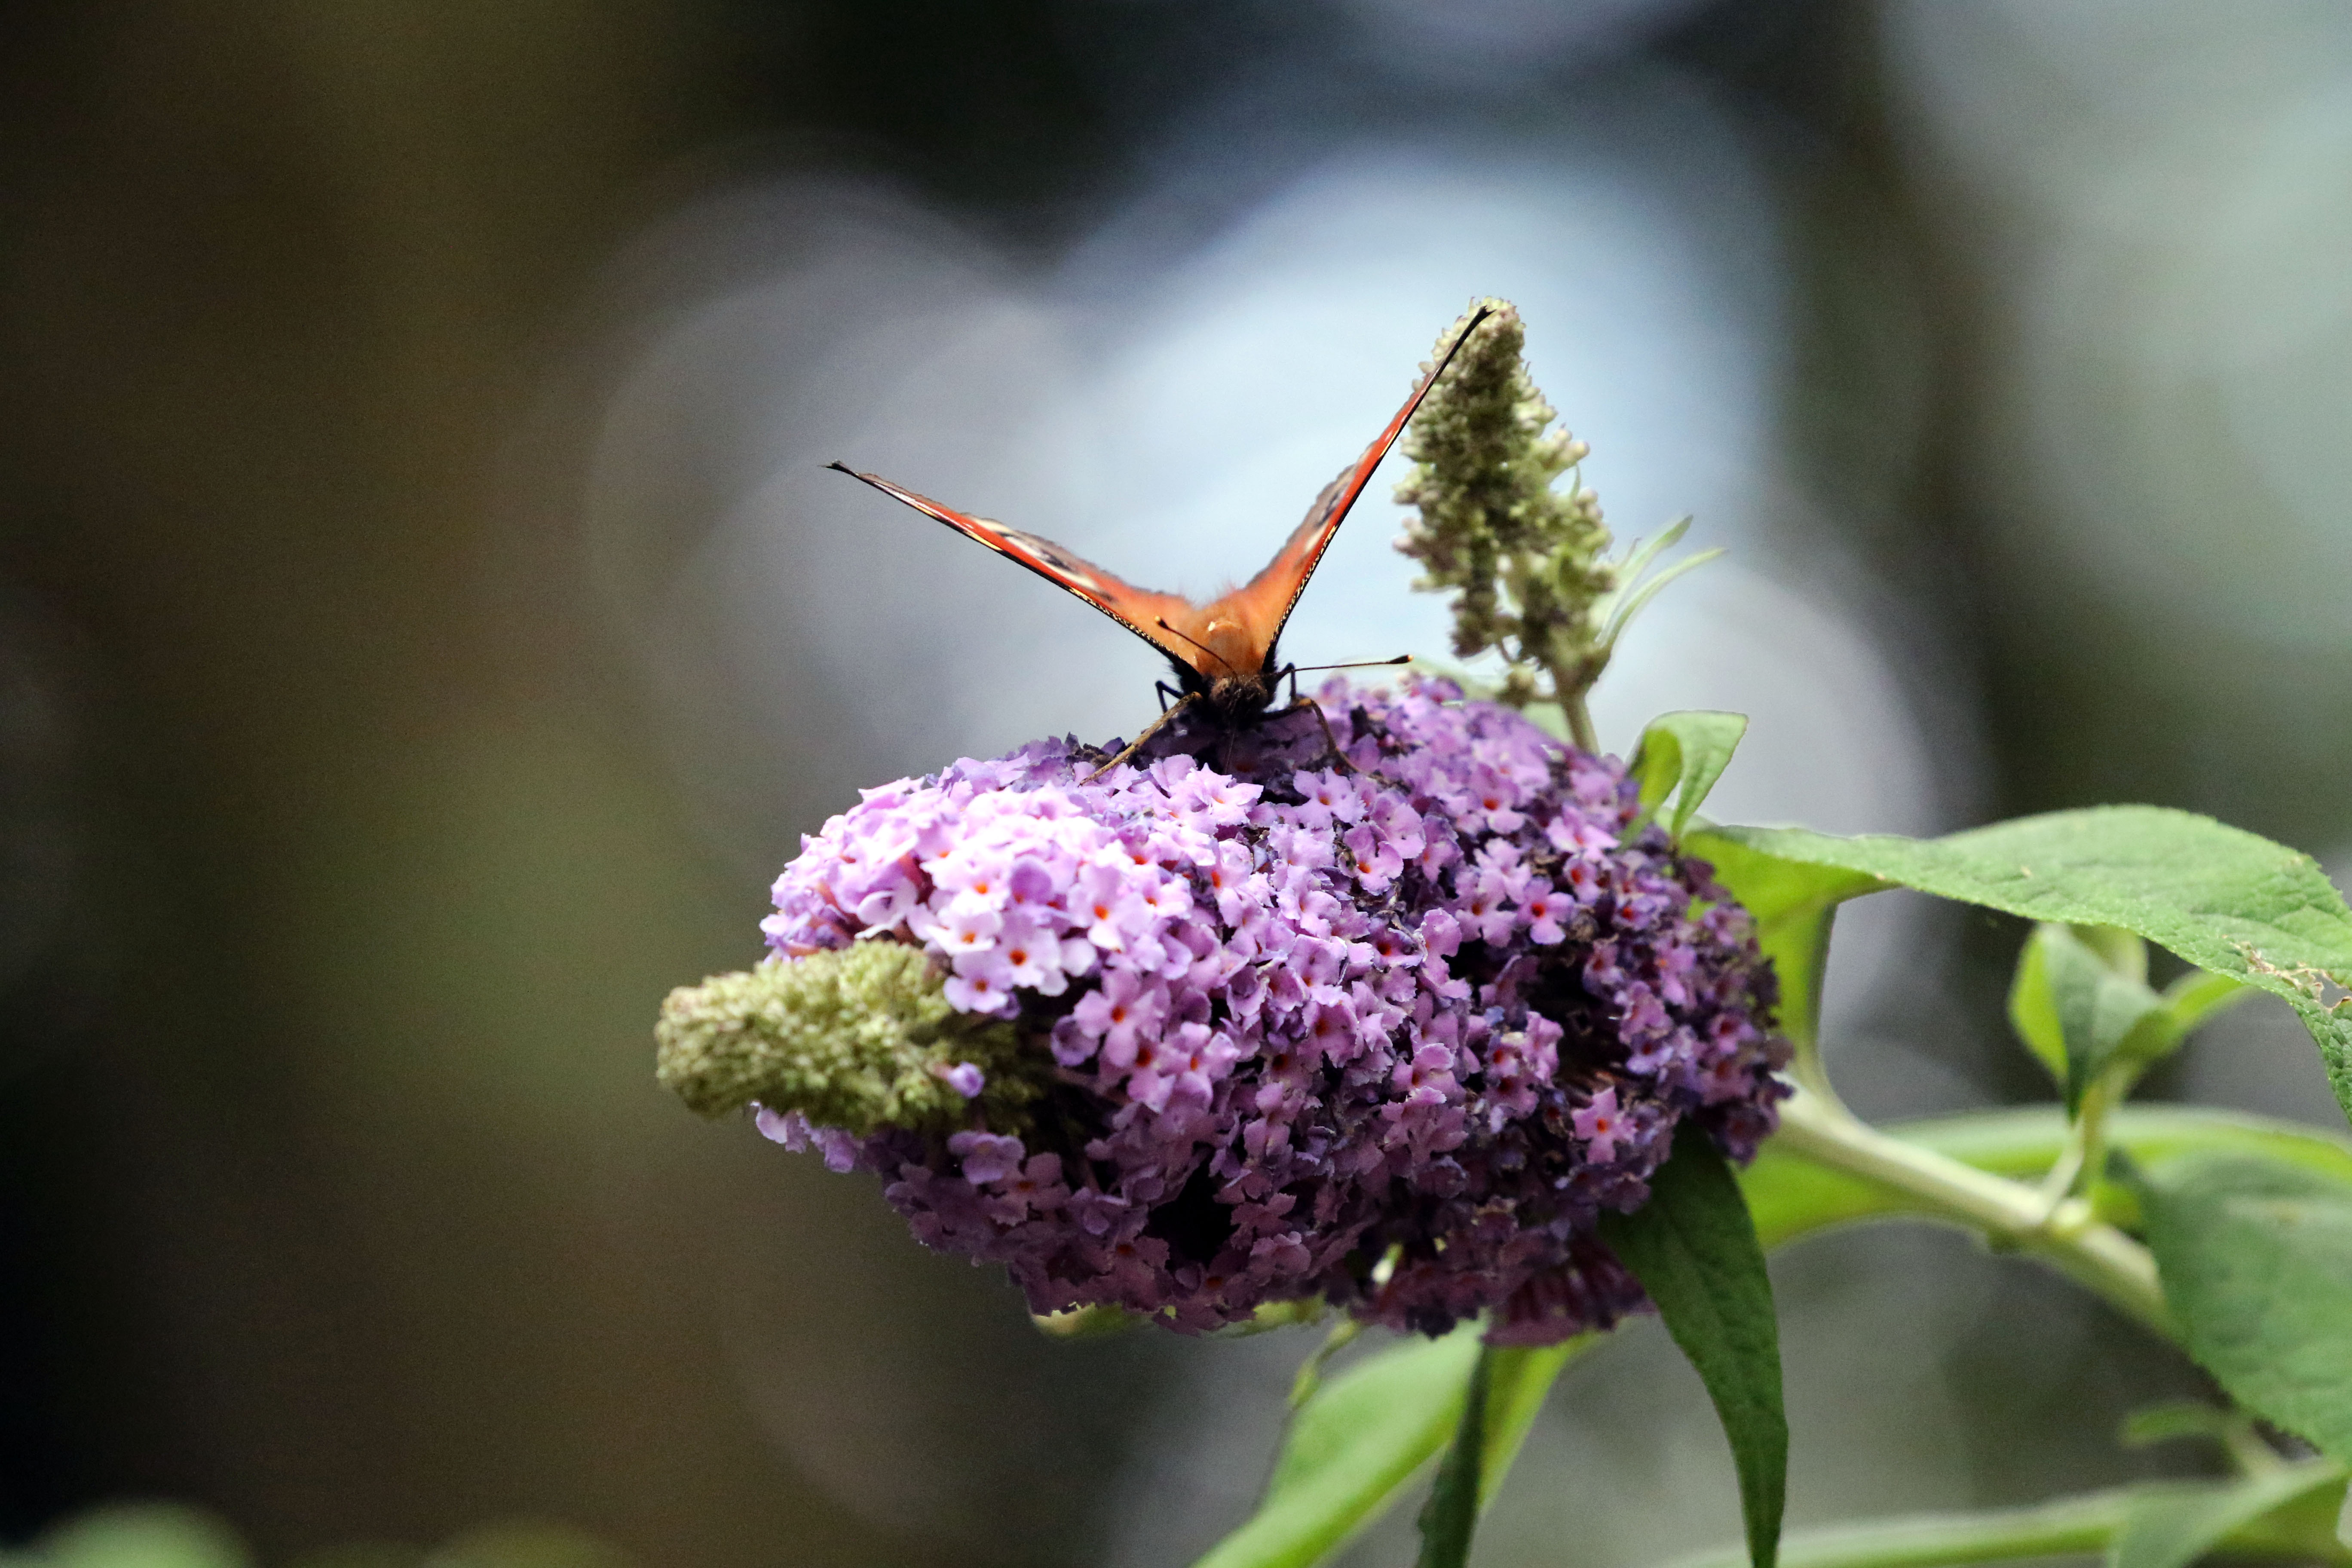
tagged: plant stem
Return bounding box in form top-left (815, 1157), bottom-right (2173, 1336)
top-left (1563, 692), bottom-right (1599, 753)
top-left (2036, 1070), bottom-right (2120, 1215)
top-left (1663, 1487), bottom-right (2129, 1568)
top-left (1529, 624), bottom-right (1599, 751)
top-left (1661, 1468), bottom-right (2352, 1568)
top-left (1773, 1088), bottom-right (2176, 1340)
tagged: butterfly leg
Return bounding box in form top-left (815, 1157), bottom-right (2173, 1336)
top-left (1285, 694), bottom-right (1356, 774)
top-left (1270, 664), bottom-right (1348, 769)
top-left (1155, 680), bottom-right (1183, 715)
top-left (1085, 693), bottom-right (1199, 781)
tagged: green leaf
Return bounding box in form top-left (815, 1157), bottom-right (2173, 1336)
top-left (2162, 968), bottom-right (2254, 1036)
top-left (2025, 925), bottom-right (2170, 1110)
top-left (1477, 1336), bottom-right (1598, 1509)
top-left (1602, 544), bottom-right (1725, 649)
top-left (1608, 516), bottom-right (1694, 599)
top-left (1287, 1318), bottom-right (1363, 1408)
top-left (1415, 1347), bottom-right (1492, 1568)
top-left (2008, 928), bottom-right (2256, 1108)
top-left (2136, 1151), bottom-right (2352, 1464)
top-left (2007, 928), bottom-right (2071, 1092)
top-left (2108, 1466), bottom-right (2349, 1568)
top-left (1684, 829), bottom-right (1882, 1088)
top-left (1195, 1326), bottom-right (1602, 1568)
top-left (33, 1504), bottom-right (253, 1568)
top-left (1599, 1121), bottom-right (1786, 1568)
top-left (1593, 518), bottom-right (1695, 640)
top-left (2075, 924), bottom-right (2151, 982)
top-left (2116, 1400), bottom-right (2234, 1451)
top-left (1709, 810), bottom-right (2352, 1128)
top-left (1196, 1325), bottom-right (1482, 1568)
top-left (1632, 712), bottom-right (1749, 839)
top-left (1198, 1103), bottom-right (2352, 1568)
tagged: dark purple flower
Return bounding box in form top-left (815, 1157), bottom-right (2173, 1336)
top-left (754, 676), bottom-right (1787, 1342)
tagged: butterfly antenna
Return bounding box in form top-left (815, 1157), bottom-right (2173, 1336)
top-left (1155, 618), bottom-right (1239, 678)
top-left (1286, 655), bottom-right (1411, 675)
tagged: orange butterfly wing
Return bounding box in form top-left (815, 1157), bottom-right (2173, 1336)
top-left (824, 462), bottom-right (1208, 674)
top-left (832, 301), bottom-right (1493, 692)
top-left (1197, 303), bottom-right (1496, 671)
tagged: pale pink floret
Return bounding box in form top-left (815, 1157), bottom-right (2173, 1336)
top-left (995, 914), bottom-right (1069, 995)
top-left (1519, 880), bottom-right (1568, 945)
top-left (1343, 823), bottom-right (1403, 891)
top-left (943, 959), bottom-right (1017, 1017)
top-left (930, 900), bottom-right (1002, 955)
top-left (1572, 1087), bottom-right (1624, 1164)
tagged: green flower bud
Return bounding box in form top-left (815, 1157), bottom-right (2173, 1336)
top-left (1396, 298), bottom-right (1719, 755)
top-left (654, 941), bottom-right (1038, 1136)
top-left (1394, 298), bottom-right (1617, 717)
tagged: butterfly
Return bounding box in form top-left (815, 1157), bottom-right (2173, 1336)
top-left (829, 303), bottom-right (1493, 765)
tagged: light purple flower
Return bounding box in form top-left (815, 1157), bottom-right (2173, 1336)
top-left (756, 676), bottom-right (1787, 1343)
top-left (1573, 1087), bottom-right (1626, 1164)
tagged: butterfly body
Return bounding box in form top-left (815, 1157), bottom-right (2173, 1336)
top-left (1176, 610), bottom-right (1279, 718)
top-left (829, 305), bottom-right (1492, 755)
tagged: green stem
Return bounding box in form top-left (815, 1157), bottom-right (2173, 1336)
top-left (1785, 1039), bottom-right (1844, 1113)
top-left (1531, 625), bottom-right (1599, 752)
top-left (1665, 1487), bottom-right (2130, 1568)
top-left (1664, 1470), bottom-right (2352, 1568)
top-left (1563, 692), bottom-right (1599, 754)
top-left (2037, 1070), bottom-right (2121, 1214)
top-left (1773, 1089), bottom-right (2175, 1340)
top-left (2222, 1412), bottom-right (2293, 1479)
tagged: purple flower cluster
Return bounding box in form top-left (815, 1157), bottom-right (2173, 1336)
top-left (759, 677), bottom-right (1785, 1342)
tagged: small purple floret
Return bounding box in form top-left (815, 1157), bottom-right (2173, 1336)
top-left (760, 677), bottom-right (1787, 1342)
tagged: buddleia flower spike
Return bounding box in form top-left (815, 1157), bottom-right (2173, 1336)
top-left (1395, 297), bottom-right (1720, 751)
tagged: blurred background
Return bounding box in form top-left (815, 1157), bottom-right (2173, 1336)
top-left (3, 2), bottom-right (2349, 1564)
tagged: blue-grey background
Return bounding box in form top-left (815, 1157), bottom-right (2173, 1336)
top-left (3, 3), bottom-right (2348, 1564)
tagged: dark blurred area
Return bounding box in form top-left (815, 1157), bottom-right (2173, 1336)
top-left (3, 3), bottom-right (2349, 1565)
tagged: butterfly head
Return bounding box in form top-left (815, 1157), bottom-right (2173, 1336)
top-left (1160, 610), bottom-right (1281, 718)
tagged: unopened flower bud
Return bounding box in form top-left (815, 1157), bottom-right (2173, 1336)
top-left (1394, 299), bottom-right (1617, 723)
top-left (654, 941), bottom-right (1035, 1135)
